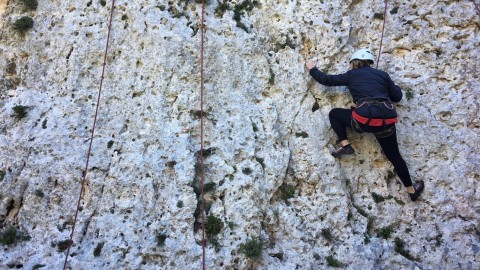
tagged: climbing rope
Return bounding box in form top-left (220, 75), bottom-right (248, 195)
top-left (376, 0), bottom-right (388, 68)
top-left (474, 1), bottom-right (480, 15)
top-left (199, 0), bottom-right (207, 268)
top-left (62, 1), bottom-right (116, 269)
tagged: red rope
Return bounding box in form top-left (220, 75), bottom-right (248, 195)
top-left (376, 0), bottom-right (388, 68)
top-left (200, 0), bottom-right (206, 269)
top-left (62, 1), bottom-right (116, 269)
top-left (474, 1), bottom-right (480, 15)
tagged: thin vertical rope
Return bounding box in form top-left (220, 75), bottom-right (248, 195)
top-left (62, 1), bottom-right (116, 269)
top-left (474, 1), bottom-right (480, 15)
top-left (376, 0), bottom-right (388, 68)
top-left (200, 0), bottom-right (206, 269)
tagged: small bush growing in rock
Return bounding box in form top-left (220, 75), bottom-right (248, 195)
top-left (57, 240), bottom-right (73, 252)
top-left (280, 183), bottom-right (295, 201)
top-left (12, 105), bottom-right (29, 119)
top-left (20, 0), bottom-right (38, 10)
top-left (239, 238), bottom-right (263, 259)
top-left (394, 237), bottom-right (414, 260)
top-left (13, 16), bottom-right (34, 32)
top-left (373, 13), bottom-right (384, 20)
top-left (0, 227), bottom-right (31, 245)
top-left (99, 0), bottom-right (107, 6)
top-left (156, 233), bottom-right (167, 246)
top-left (34, 189), bottom-right (44, 198)
top-left (93, 242), bottom-right (104, 257)
top-left (406, 88), bottom-right (414, 100)
top-left (0, 170), bottom-right (5, 181)
top-left (203, 182), bottom-right (216, 193)
top-left (325, 255), bottom-right (345, 267)
top-left (176, 200), bottom-right (184, 208)
top-left (371, 192), bottom-right (386, 203)
top-left (205, 215), bottom-right (223, 237)
top-left (378, 225), bottom-right (394, 239)
top-left (0, 227), bottom-right (17, 245)
top-left (215, 0), bottom-right (231, 17)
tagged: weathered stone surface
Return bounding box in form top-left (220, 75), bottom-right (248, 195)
top-left (0, 0), bottom-right (479, 269)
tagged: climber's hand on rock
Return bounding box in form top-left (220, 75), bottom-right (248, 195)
top-left (306, 60), bottom-right (316, 70)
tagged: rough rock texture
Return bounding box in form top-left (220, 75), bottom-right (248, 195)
top-left (0, 0), bottom-right (479, 269)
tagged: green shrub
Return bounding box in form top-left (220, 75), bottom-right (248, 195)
top-left (406, 88), bottom-right (414, 100)
top-left (203, 182), bottom-right (216, 193)
top-left (0, 170), bottom-right (5, 181)
top-left (12, 105), bottom-right (29, 119)
top-left (371, 192), bottom-right (386, 203)
top-left (21, 0), bottom-right (38, 10)
top-left (156, 233), bottom-right (167, 246)
top-left (93, 242), bottom-right (104, 257)
top-left (242, 167), bottom-right (252, 175)
top-left (239, 238), bottom-right (263, 259)
top-left (0, 227), bottom-right (17, 245)
top-left (394, 237), bottom-right (414, 260)
top-left (378, 225), bottom-right (394, 239)
top-left (107, 140), bottom-right (114, 149)
top-left (325, 255), bottom-right (345, 267)
top-left (205, 215), bottom-right (223, 237)
top-left (34, 189), bottom-right (44, 198)
top-left (373, 13), bottom-right (384, 20)
top-left (13, 16), bottom-right (34, 31)
top-left (215, 0), bottom-right (231, 17)
top-left (280, 183), bottom-right (295, 201)
top-left (100, 0), bottom-right (107, 6)
top-left (0, 226), bottom-right (31, 245)
top-left (57, 240), bottom-right (73, 252)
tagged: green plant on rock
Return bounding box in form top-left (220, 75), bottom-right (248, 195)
top-left (394, 237), bottom-right (414, 260)
top-left (156, 233), bottom-right (167, 247)
top-left (20, 0), bottom-right (38, 10)
top-left (239, 238), bottom-right (263, 259)
top-left (12, 105), bottom-right (29, 119)
top-left (371, 192), bottom-right (386, 203)
top-left (325, 255), bottom-right (345, 267)
top-left (13, 16), bottom-right (34, 32)
top-left (57, 239), bottom-right (73, 252)
top-left (215, 0), bottom-right (231, 17)
top-left (279, 183), bottom-right (295, 201)
top-left (205, 215), bottom-right (224, 237)
top-left (93, 242), bottom-right (104, 257)
top-left (0, 170), bottom-right (5, 181)
top-left (0, 226), bottom-right (30, 245)
top-left (0, 227), bottom-right (17, 245)
top-left (406, 88), bottom-right (414, 100)
top-left (34, 189), bottom-right (44, 198)
top-left (378, 225), bottom-right (394, 239)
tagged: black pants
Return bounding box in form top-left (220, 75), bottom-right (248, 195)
top-left (328, 108), bottom-right (413, 187)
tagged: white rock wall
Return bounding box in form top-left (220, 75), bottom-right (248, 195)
top-left (0, 0), bottom-right (479, 269)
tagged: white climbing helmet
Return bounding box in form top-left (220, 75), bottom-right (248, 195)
top-left (350, 48), bottom-right (376, 63)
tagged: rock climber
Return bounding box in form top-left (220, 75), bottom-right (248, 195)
top-left (306, 48), bottom-right (424, 201)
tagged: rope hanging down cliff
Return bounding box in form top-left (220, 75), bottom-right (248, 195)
top-left (199, 0), bottom-right (207, 269)
top-left (376, 0), bottom-right (388, 68)
top-left (62, 1), bottom-right (116, 269)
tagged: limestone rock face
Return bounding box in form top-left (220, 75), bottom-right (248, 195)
top-left (0, 0), bottom-right (479, 269)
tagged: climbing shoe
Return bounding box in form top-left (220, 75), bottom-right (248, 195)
top-left (409, 181), bottom-right (425, 201)
top-left (331, 144), bottom-right (355, 158)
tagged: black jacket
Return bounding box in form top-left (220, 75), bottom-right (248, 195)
top-left (309, 66), bottom-right (402, 103)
